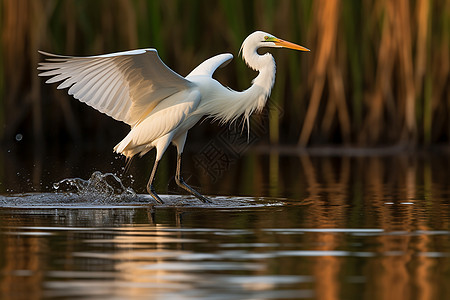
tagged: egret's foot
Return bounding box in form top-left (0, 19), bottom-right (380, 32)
top-left (175, 176), bottom-right (211, 203)
top-left (147, 184), bottom-right (164, 204)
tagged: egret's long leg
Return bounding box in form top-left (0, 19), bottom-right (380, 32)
top-left (146, 159), bottom-right (163, 204)
top-left (175, 154), bottom-right (211, 203)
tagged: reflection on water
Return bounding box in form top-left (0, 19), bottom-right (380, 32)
top-left (1, 207), bottom-right (450, 299)
top-left (0, 150), bottom-right (450, 299)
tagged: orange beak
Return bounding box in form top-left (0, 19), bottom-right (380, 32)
top-left (274, 39), bottom-right (310, 51)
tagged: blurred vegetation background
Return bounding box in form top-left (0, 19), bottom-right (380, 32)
top-left (1, 0), bottom-right (449, 149)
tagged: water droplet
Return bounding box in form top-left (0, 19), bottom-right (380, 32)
top-left (15, 134), bottom-right (23, 141)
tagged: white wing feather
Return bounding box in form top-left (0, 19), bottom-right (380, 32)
top-left (187, 53), bottom-right (233, 77)
top-left (38, 49), bottom-right (193, 126)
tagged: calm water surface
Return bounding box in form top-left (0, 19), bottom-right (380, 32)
top-left (1, 149), bottom-right (450, 299)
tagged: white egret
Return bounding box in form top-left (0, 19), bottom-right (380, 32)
top-left (38, 31), bottom-right (309, 204)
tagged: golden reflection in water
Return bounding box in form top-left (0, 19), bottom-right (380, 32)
top-left (106, 226), bottom-right (192, 296)
top-left (0, 223), bottom-right (45, 299)
top-left (298, 155), bottom-right (348, 300)
top-left (295, 154), bottom-right (450, 300)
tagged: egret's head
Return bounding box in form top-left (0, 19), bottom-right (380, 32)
top-left (260, 32), bottom-right (310, 51)
top-left (240, 31), bottom-right (309, 70)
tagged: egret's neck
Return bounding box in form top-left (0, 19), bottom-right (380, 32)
top-left (192, 45), bottom-right (276, 128)
top-left (241, 45), bottom-right (276, 114)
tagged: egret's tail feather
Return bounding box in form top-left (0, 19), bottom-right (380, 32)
top-left (114, 133), bottom-right (134, 157)
top-left (114, 138), bottom-right (153, 159)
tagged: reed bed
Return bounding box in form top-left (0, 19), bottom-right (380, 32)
top-left (1, 0), bottom-right (449, 147)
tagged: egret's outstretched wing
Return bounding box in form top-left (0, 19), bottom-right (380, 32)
top-left (187, 53), bottom-right (233, 78)
top-left (38, 49), bottom-right (193, 126)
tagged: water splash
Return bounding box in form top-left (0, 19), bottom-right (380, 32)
top-left (53, 171), bottom-right (136, 201)
top-left (0, 172), bottom-right (286, 208)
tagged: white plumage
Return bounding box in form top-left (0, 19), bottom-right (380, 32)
top-left (38, 31), bottom-right (309, 203)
